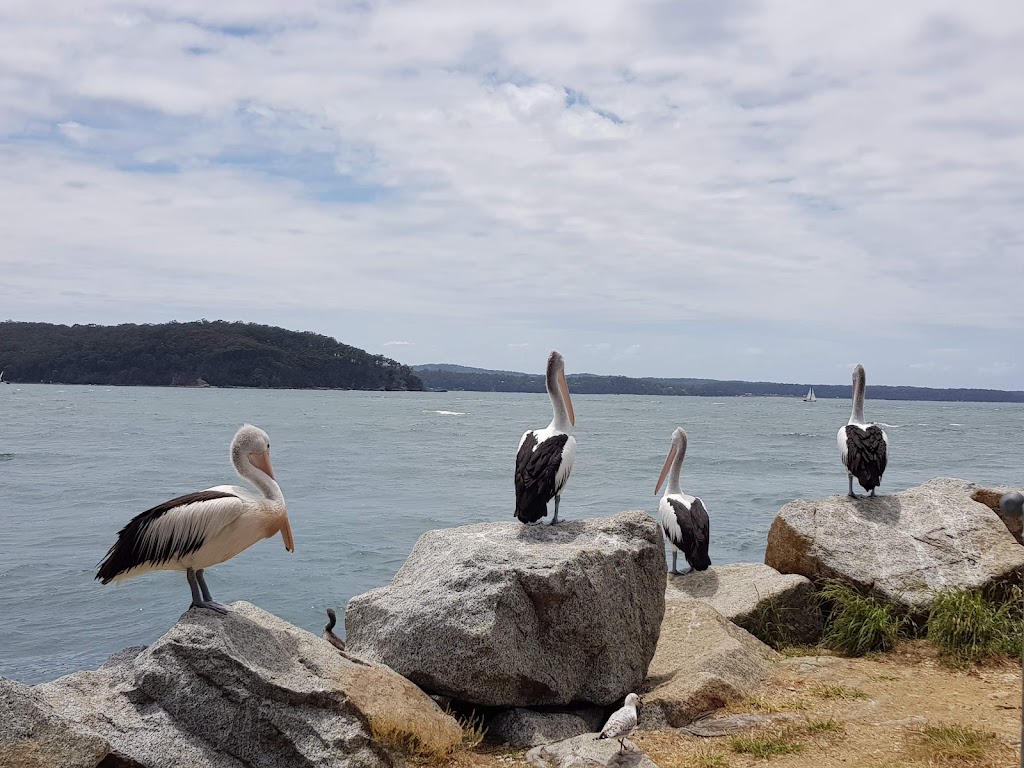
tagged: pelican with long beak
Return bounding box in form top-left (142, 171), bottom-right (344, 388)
top-left (514, 350), bottom-right (577, 524)
top-left (837, 364), bottom-right (889, 498)
top-left (655, 427), bottom-right (711, 574)
top-left (96, 424), bottom-right (293, 612)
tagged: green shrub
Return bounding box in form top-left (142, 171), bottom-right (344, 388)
top-left (926, 586), bottom-right (1022, 663)
top-left (819, 580), bottom-right (910, 656)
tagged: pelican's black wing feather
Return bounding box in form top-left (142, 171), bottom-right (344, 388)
top-left (514, 433), bottom-right (569, 523)
top-left (843, 424), bottom-right (888, 492)
top-left (95, 490), bottom-right (238, 583)
top-left (667, 496), bottom-right (712, 571)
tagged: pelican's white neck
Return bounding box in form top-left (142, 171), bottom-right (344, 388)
top-left (850, 367), bottom-right (866, 424)
top-left (547, 367), bottom-right (572, 432)
top-left (235, 451), bottom-right (284, 504)
top-left (665, 436), bottom-right (687, 496)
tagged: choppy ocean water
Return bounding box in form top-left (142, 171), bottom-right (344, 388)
top-left (1, 384), bottom-right (1020, 683)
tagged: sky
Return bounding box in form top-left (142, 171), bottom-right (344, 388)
top-left (1, 1), bottom-right (1022, 389)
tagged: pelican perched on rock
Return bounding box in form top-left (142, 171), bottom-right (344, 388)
top-left (596, 692), bottom-right (640, 753)
top-left (655, 427), bottom-right (711, 574)
top-left (96, 424), bottom-right (293, 612)
top-left (837, 364), bottom-right (889, 498)
top-left (515, 350), bottom-right (576, 525)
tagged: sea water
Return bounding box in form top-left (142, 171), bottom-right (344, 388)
top-left (0, 384), bottom-right (1020, 682)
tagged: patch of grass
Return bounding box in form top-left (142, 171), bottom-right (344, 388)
top-left (458, 710), bottom-right (487, 750)
top-left (810, 683), bottom-right (869, 700)
top-left (911, 724), bottom-right (998, 764)
top-left (776, 644), bottom-right (821, 658)
top-left (803, 718), bottom-right (843, 734)
top-left (692, 743), bottom-right (731, 768)
top-left (926, 586), bottom-right (1023, 664)
top-left (819, 580), bottom-right (911, 656)
top-left (729, 728), bottom-right (805, 758)
top-left (733, 696), bottom-right (811, 716)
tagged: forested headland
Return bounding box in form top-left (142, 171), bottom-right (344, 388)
top-left (413, 364), bottom-right (1024, 403)
top-left (0, 321), bottom-right (423, 391)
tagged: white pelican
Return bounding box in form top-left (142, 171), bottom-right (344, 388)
top-left (837, 364), bottom-right (889, 498)
top-left (655, 427), bottom-right (711, 574)
top-left (95, 424), bottom-right (293, 612)
top-left (514, 350), bottom-right (576, 525)
top-left (596, 693), bottom-right (640, 753)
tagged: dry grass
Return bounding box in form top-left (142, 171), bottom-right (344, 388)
top-left (906, 723), bottom-right (1001, 765)
top-left (729, 726), bottom-right (806, 758)
top-left (692, 743), bottom-right (731, 767)
top-left (810, 683), bottom-right (869, 701)
top-left (731, 695), bottom-right (811, 714)
top-left (802, 718), bottom-right (843, 735)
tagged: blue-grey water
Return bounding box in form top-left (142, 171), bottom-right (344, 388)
top-left (1, 384), bottom-right (1021, 683)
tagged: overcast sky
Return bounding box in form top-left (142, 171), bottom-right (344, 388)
top-left (1, 1), bottom-right (1021, 388)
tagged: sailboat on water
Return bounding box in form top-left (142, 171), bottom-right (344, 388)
top-left (804, 386), bottom-right (816, 402)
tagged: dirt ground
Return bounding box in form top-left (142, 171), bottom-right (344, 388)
top-left (437, 642), bottom-right (1022, 768)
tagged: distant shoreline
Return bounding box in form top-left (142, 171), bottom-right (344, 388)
top-left (4, 380), bottom-right (1023, 405)
top-left (412, 366), bottom-right (1024, 404)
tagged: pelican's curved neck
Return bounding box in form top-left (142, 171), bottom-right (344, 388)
top-left (235, 452), bottom-right (284, 504)
top-left (665, 436), bottom-right (687, 495)
top-left (850, 369), bottom-right (866, 424)
top-left (546, 367), bottom-right (571, 432)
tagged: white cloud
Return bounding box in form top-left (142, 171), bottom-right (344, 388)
top-left (0, 1), bottom-right (1022, 388)
top-left (383, 340), bottom-right (412, 346)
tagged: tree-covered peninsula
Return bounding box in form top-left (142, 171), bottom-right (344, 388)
top-left (0, 321), bottom-right (423, 391)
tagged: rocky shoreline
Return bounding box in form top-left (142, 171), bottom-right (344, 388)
top-left (3, 477), bottom-right (1021, 768)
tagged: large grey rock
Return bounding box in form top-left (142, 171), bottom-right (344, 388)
top-left (489, 708), bottom-right (592, 748)
top-left (346, 512), bottom-right (667, 707)
top-left (642, 599), bottom-right (777, 728)
top-left (665, 563), bottom-right (822, 646)
top-left (765, 478), bottom-right (1024, 611)
top-left (36, 602), bottom-right (461, 768)
top-left (0, 677), bottom-right (143, 768)
top-left (526, 733), bottom-right (659, 768)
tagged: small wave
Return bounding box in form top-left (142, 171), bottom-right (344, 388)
top-left (948, 423), bottom-right (962, 426)
top-left (424, 410), bottom-right (466, 416)
top-left (876, 423), bottom-right (901, 428)
top-left (0, 453), bottom-right (14, 461)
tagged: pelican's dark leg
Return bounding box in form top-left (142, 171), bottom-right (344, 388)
top-left (671, 549), bottom-right (680, 575)
top-left (551, 495), bottom-right (561, 525)
top-left (870, 488), bottom-right (877, 497)
top-left (617, 737), bottom-right (625, 754)
top-left (848, 474), bottom-right (858, 499)
top-left (188, 568), bottom-right (228, 613)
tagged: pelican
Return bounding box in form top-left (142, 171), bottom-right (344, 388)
top-left (514, 350), bottom-right (576, 525)
top-left (655, 427), bottom-right (711, 575)
top-left (95, 424), bottom-right (293, 612)
top-left (596, 692), bottom-right (640, 753)
top-left (837, 364), bottom-right (889, 498)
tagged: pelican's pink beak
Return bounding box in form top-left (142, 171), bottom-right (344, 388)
top-left (559, 369), bottom-right (575, 426)
top-left (279, 516), bottom-right (295, 553)
top-left (250, 451), bottom-right (276, 481)
top-left (655, 443), bottom-right (678, 495)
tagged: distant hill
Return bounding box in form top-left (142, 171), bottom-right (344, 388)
top-left (0, 321), bottom-right (423, 391)
top-left (414, 365), bottom-right (1024, 403)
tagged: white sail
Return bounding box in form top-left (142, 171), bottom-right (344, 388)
top-left (804, 386), bottom-right (816, 402)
